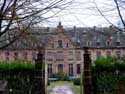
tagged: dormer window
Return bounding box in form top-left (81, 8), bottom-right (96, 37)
top-left (116, 32), bottom-right (121, 47)
top-left (106, 40), bottom-right (110, 46)
top-left (116, 41), bottom-right (120, 47)
top-left (96, 41), bottom-right (100, 47)
top-left (58, 40), bottom-right (63, 48)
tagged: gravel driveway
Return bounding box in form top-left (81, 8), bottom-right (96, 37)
top-left (51, 86), bottom-right (73, 94)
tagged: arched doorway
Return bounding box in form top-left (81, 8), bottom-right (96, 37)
top-left (58, 64), bottom-right (63, 72)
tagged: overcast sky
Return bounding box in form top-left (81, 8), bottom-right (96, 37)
top-left (42, 0), bottom-right (125, 28)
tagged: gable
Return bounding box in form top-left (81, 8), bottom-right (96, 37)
top-left (45, 23), bottom-right (76, 49)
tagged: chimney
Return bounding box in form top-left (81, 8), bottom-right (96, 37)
top-left (46, 27), bottom-right (50, 32)
top-left (93, 26), bottom-right (96, 32)
top-left (57, 22), bottom-right (63, 28)
top-left (73, 26), bottom-right (76, 32)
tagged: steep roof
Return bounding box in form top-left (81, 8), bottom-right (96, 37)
top-left (65, 26), bottom-right (125, 48)
top-left (3, 24), bottom-right (125, 50)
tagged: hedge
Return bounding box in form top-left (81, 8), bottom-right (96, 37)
top-left (73, 78), bottom-right (81, 85)
top-left (0, 60), bottom-right (35, 94)
top-left (0, 60), bottom-right (35, 70)
top-left (92, 57), bottom-right (125, 94)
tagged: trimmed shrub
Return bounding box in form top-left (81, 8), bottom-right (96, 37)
top-left (56, 72), bottom-right (66, 81)
top-left (73, 78), bottom-right (81, 85)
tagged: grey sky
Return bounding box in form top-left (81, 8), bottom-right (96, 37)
top-left (42, 0), bottom-right (125, 28)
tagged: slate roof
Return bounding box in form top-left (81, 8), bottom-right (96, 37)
top-left (65, 26), bottom-right (125, 48)
top-left (4, 25), bottom-right (125, 50)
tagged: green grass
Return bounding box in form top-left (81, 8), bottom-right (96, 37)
top-left (47, 81), bottom-right (81, 94)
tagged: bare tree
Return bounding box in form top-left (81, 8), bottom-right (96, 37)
top-left (0, 0), bottom-right (72, 49)
top-left (92, 0), bottom-right (125, 31)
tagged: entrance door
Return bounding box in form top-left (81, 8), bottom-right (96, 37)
top-left (58, 64), bottom-right (63, 72)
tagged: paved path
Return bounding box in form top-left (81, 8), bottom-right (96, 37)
top-left (51, 86), bottom-right (73, 94)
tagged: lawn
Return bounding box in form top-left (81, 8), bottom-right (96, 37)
top-left (47, 81), bottom-right (81, 94)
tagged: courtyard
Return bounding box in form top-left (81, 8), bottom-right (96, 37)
top-left (47, 81), bottom-right (81, 94)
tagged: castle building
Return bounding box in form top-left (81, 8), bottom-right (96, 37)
top-left (1, 22), bottom-right (125, 77)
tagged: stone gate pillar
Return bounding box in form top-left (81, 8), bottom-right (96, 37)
top-left (33, 49), bottom-right (45, 94)
top-left (83, 47), bottom-right (93, 94)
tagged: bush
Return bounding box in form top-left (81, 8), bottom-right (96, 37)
top-left (92, 57), bottom-right (125, 94)
top-left (94, 57), bottom-right (115, 71)
top-left (48, 81), bottom-right (50, 86)
top-left (56, 72), bottom-right (66, 81)
top-left (93, 56), bottom-right (125, 71)
top-left (73, 78), bottom-right (81, 85)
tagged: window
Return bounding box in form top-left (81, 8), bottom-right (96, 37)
top-left (66, 43), bottom-right (69, 48)
top-left (52, 43), bottom-right (54, 48)
top-left (23, 52), bottom-right (28, 60)
top-left (96, 51), bottom-right (101, 58)
top-left (56, 51), bottom-right (64, 61)
top-left (76, 52), bottom-right (81, 60)
top-left (69, 64), bottom-right (73, 76)
top-left (96, 42), bottom-right (100, 47)
top-left (48, 64), bottom-right (52, 77)
top-left (58, 64), bottom-right (63, 72)
top-left (86, 41), bottom-right (91, 47)
top-left (5, 52), bottom-right (10, 61)
top-left (77, 64), bottom-right (81, 74)
top-left (32, 52), bottom-right (36, 60)
top-left (69, 51), bottom-right (73, 60)
top-left (14, 52), bottom-right (19, 60)
top-left (58, 40), bottom-right (63, 48)
top-left (106, 51), bottom-right (111, 57)
top-left (106, 41), bottom-right (110, 46)
top-left (47, 52), bottom-right (53, 61)
top-left (116, 51), bottom-right (121, 58)
top-left (116, 41), bottom-right (120, 47)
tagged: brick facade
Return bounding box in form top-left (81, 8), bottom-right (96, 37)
top-left (0, 23), bottom-right (125, 76)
